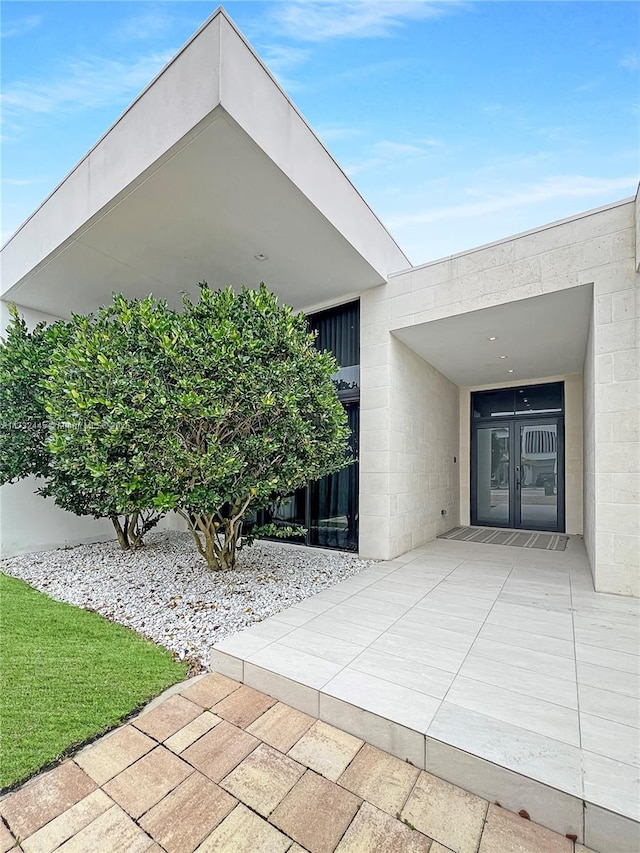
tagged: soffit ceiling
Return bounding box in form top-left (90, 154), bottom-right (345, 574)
top-left (4, 113), bottom-right (389, 317)
top-left (393, 285), bottom-right (594, 387)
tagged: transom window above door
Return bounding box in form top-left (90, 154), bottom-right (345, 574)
top-left (472, 382), bottom-right (564, 419)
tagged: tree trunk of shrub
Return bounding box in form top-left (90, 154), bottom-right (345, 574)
top-left (181, 499), bottom-right (251, 570)
top-left (110, 511), bottom-right (162, 550)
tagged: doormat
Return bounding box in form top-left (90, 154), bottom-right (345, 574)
top-left (438, 526), bottom-right (568, 551)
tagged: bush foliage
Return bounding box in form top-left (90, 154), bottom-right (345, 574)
top-left (2, 284), bottom-right (351, 569)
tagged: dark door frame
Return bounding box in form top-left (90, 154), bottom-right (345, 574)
top-left (471, 416), bottom-right (565, 533)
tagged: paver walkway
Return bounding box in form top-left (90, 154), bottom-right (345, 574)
top-left (0, 673), bottom-right (595, 853)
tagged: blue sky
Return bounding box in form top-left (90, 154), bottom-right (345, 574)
top-left (2, 1), bottom-right (638, 263)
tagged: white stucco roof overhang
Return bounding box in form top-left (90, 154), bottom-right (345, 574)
top-left (0, 9), bottom-right (409, 318)
top-left (392, 284), bottom-right (594, 387)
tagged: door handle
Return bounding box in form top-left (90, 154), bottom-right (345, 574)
top-left (515, 465), bottom-right (521, 488)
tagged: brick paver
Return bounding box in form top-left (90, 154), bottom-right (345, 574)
top-left (335, 802), bottom-right (432, 852)
top-left (103, 747), bottom-right (192, 819)
top-left (0, 821), bottom-right (17, 853)
top-left (180, 673), bottom-right (239, 708)
top-left (337, 743), bottom-right (420, 815)
top-left (164, 711), bottom-right (222, 754)
top-left (212, 684), bottom-right (277, 728)
top-left (220, 743), bottom-right (304, 817)
top-left (75, 725), bottom-right (155, 785)
top-left (478, 804), bottom-right (573, 853)
top-left (270, 769), bottom-right (362, 853)
top-left (0, 761), bottom-right (96, 840)
top-left (53, 805), bottom-right (156, 852)
top-left (139, 771), bottom-right (236, 852)
top-left (134, 694), bottom-right (203, 742)
top-left (21, 790), bottom-right (113, 853)
top-left (401, 771), bottom-right (488, 853)
top-left (246, 702), bottom-right (314, 752)
top-left (2, 674), bottom-right (588, 853)
top-left (196, 803), bottom-right (291, 853)
top-left (181, 720), bottom-right (258, 782)
top-left (287, 720), bottom-right (363, 782)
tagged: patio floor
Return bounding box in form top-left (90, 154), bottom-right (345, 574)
top-left (0, 673), bottom-right (583, 853)
top-left (210, 536), bottom-right (640, 853)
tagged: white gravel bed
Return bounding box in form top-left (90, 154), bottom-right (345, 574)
top-left (1, 530), bottom-right (373, 665)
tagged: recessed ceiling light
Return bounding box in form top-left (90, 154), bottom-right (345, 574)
top-left (488, 336), bottom-right (497, 341)
top-left (507, 369), bottom-right (515, 373)
top-left (253, 252), bottom-right (269, 261)
top-left (499, 355), bottom-right (508, 359)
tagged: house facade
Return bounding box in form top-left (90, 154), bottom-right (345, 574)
top-left (1, 9), bottom-right (638, 597)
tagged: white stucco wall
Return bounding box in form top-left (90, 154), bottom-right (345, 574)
top-left (583, 307), bottom-right (596, 583)
top-left (359, 288), bottom-right (459, 560)
top-left (459, 373), bottom-right (583, 535)
top-left (0, 302), bottom-right (115, 557)
top-left (386, 198), bottom-right (638, 595)
top-left (588, 198), bottom-right (640, 596)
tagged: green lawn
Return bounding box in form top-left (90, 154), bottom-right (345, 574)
top-left (0, 572), bottom-right (188, 790)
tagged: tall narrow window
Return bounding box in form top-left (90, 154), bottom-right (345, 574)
top-left (253, 301), bottom-right (360, 550)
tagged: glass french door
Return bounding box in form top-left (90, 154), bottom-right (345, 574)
top-left (472, 417), bottom-right (564, 532)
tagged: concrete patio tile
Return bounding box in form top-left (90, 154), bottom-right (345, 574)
top-left (478, 804), bottom-right (572, 852)
top-left (103, 746), bottom-right (192, 819)
top-left (444, 676), bottom-right (580, 746)
top-left (427, 703), bottom-right (584, 798)
top-left (401, 771), bottom-right (488, 853)
top-left (196, 804), bottom-right (291, 853)
top-left (457, 652), bottom-right (578, 709)
top-left (220, 743), bottom-right (304, 817)
top-left (21, 790), bottom-right (113, 853)
top-left (246, 702), bottom-right (315, 752)
top-left (335, 802), bottom-right (432, 852)
top-left (74, 725), bottom-right (156, 785)
top-left (469, 638), bottom-right (576, 680)
top-left (181, 720), bottom-right (259, 782)
top-left (247, 643), bottom-right (343, 689)
top-left (319, 694), bottom-right (426, 770)
top-left (180, 673), bottom-right (240, 708)
top-left (0, 761), bottom-right (96, 840)
top-left (54, 804), bottom-right (155, 852)
top-left (278, 627), bottom-right (365, 666)
top-left (350, 647), bottom-right (454, 700)
top-left (0, 822), bottom-right (16, 853)
top-left (578, 684), bottom-right (640, 728)
top-left (164, 712), bottom-right (222, 754)
top-left (580, 713), bottom-right (640, 766)
top-left (212, 684), bottom-right (276, 728)
top-left (270, 769), bottom-right (361, 853)
top-left (337, 743), bottom-right (420, 816)
top-left (134, 695), bottom-right (203, 742)
top-left (577, 660), bottom-right (640, 698)
top-left (323, 667), bottom-right (441, 733)
top-left (288, 721), bottom-right (364, 781)
top-left (582, 750), bottom-right (640, 822)
top-left (139, 771), bottom-right (236, 853)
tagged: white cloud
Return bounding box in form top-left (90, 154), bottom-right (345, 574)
top-left (271, 0), bottom-right (461, 42)
top-left (315, 125), bottom-right (363, 142)
top-left (1, 50), bottom-right (175, 119)
top-left (2, 178), bottom-right (43, 187)
top-left (1, 14), bottom-right (42, 39)
top-left (345, 137), bottom-right (443, 175)
top-left (114, 7), bottom-right (177, 42)
top-left (620, 52), bottom-right (638, 71)
top-left (387, 175), bottom-right (638, 228)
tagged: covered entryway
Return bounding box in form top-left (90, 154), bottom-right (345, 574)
top-left (471, 382), bottom-right (565, 532)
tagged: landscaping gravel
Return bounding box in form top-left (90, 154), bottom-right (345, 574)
top-left (1, 530), bottom-right (373, 665)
